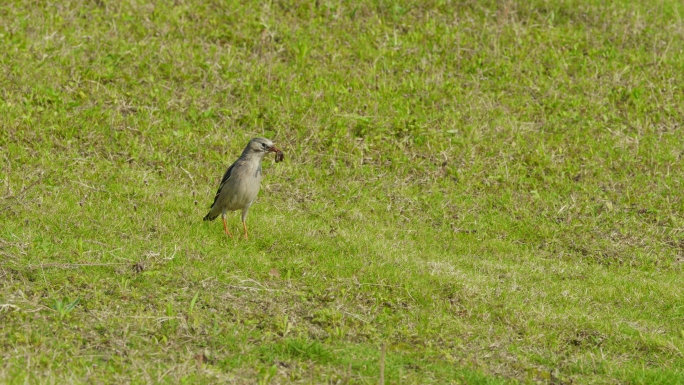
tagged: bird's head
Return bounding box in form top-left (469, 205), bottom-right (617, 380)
top-left (248, 137), bottom-right (279, 153)
top-left (244, 137), bottom-right (282, 159)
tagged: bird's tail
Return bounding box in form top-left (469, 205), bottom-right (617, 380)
top-left (203, 212), bottom-right (219, 221)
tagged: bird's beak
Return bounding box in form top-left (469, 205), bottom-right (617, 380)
top-left (268, 145), bottom-right (280, 153)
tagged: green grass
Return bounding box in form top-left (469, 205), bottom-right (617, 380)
top-left (1, 0), bottom-right (684, 383)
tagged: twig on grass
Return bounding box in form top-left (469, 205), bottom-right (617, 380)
top-left (0, 304), bottom-right (20, 312)
top-left (225, 276), bottom-right (282, 292)
top-left (180, 166), bottom-right (195, 185)
top-left (341, 310), bottom-right (369, 324)
top-left (154, 316), bottom-right (181, 325)
top-left (224, 284), bottom-right (283, 293)
top-left (349, 278), bottom-right (417, 303)
top-left (0, 171), bottom-right (51, 213)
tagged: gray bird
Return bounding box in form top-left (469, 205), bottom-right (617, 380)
top-left (203, 137), bottom-right (283, 239)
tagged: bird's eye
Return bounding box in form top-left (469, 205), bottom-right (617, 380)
top-left (262, 143), bottom-right (268, 148)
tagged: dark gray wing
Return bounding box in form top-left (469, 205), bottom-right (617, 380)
top-left (210, 162), bottom-right (235, 208)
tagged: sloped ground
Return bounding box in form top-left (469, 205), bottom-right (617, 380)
top-left (1, 0), bottom-right (683, 383)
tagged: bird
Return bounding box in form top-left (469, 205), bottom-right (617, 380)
top-left (203, 137), bottom-right (283, 239)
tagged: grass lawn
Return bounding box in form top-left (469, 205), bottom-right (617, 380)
top-left (1, 0), bottom-right (683, 383)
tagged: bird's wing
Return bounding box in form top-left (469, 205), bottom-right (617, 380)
top-left (210, 162), bottom-right (236, 208)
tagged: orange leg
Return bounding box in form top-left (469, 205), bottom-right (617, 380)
top-left (242, 220), bottom-right (248, 240)
top-left (222, 216), bottom-right (233, 238)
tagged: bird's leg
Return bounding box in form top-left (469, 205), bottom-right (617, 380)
top-left (222, 214), bottom-right (233, 238)
top-left (241, 208), bottom-right (250, 240)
